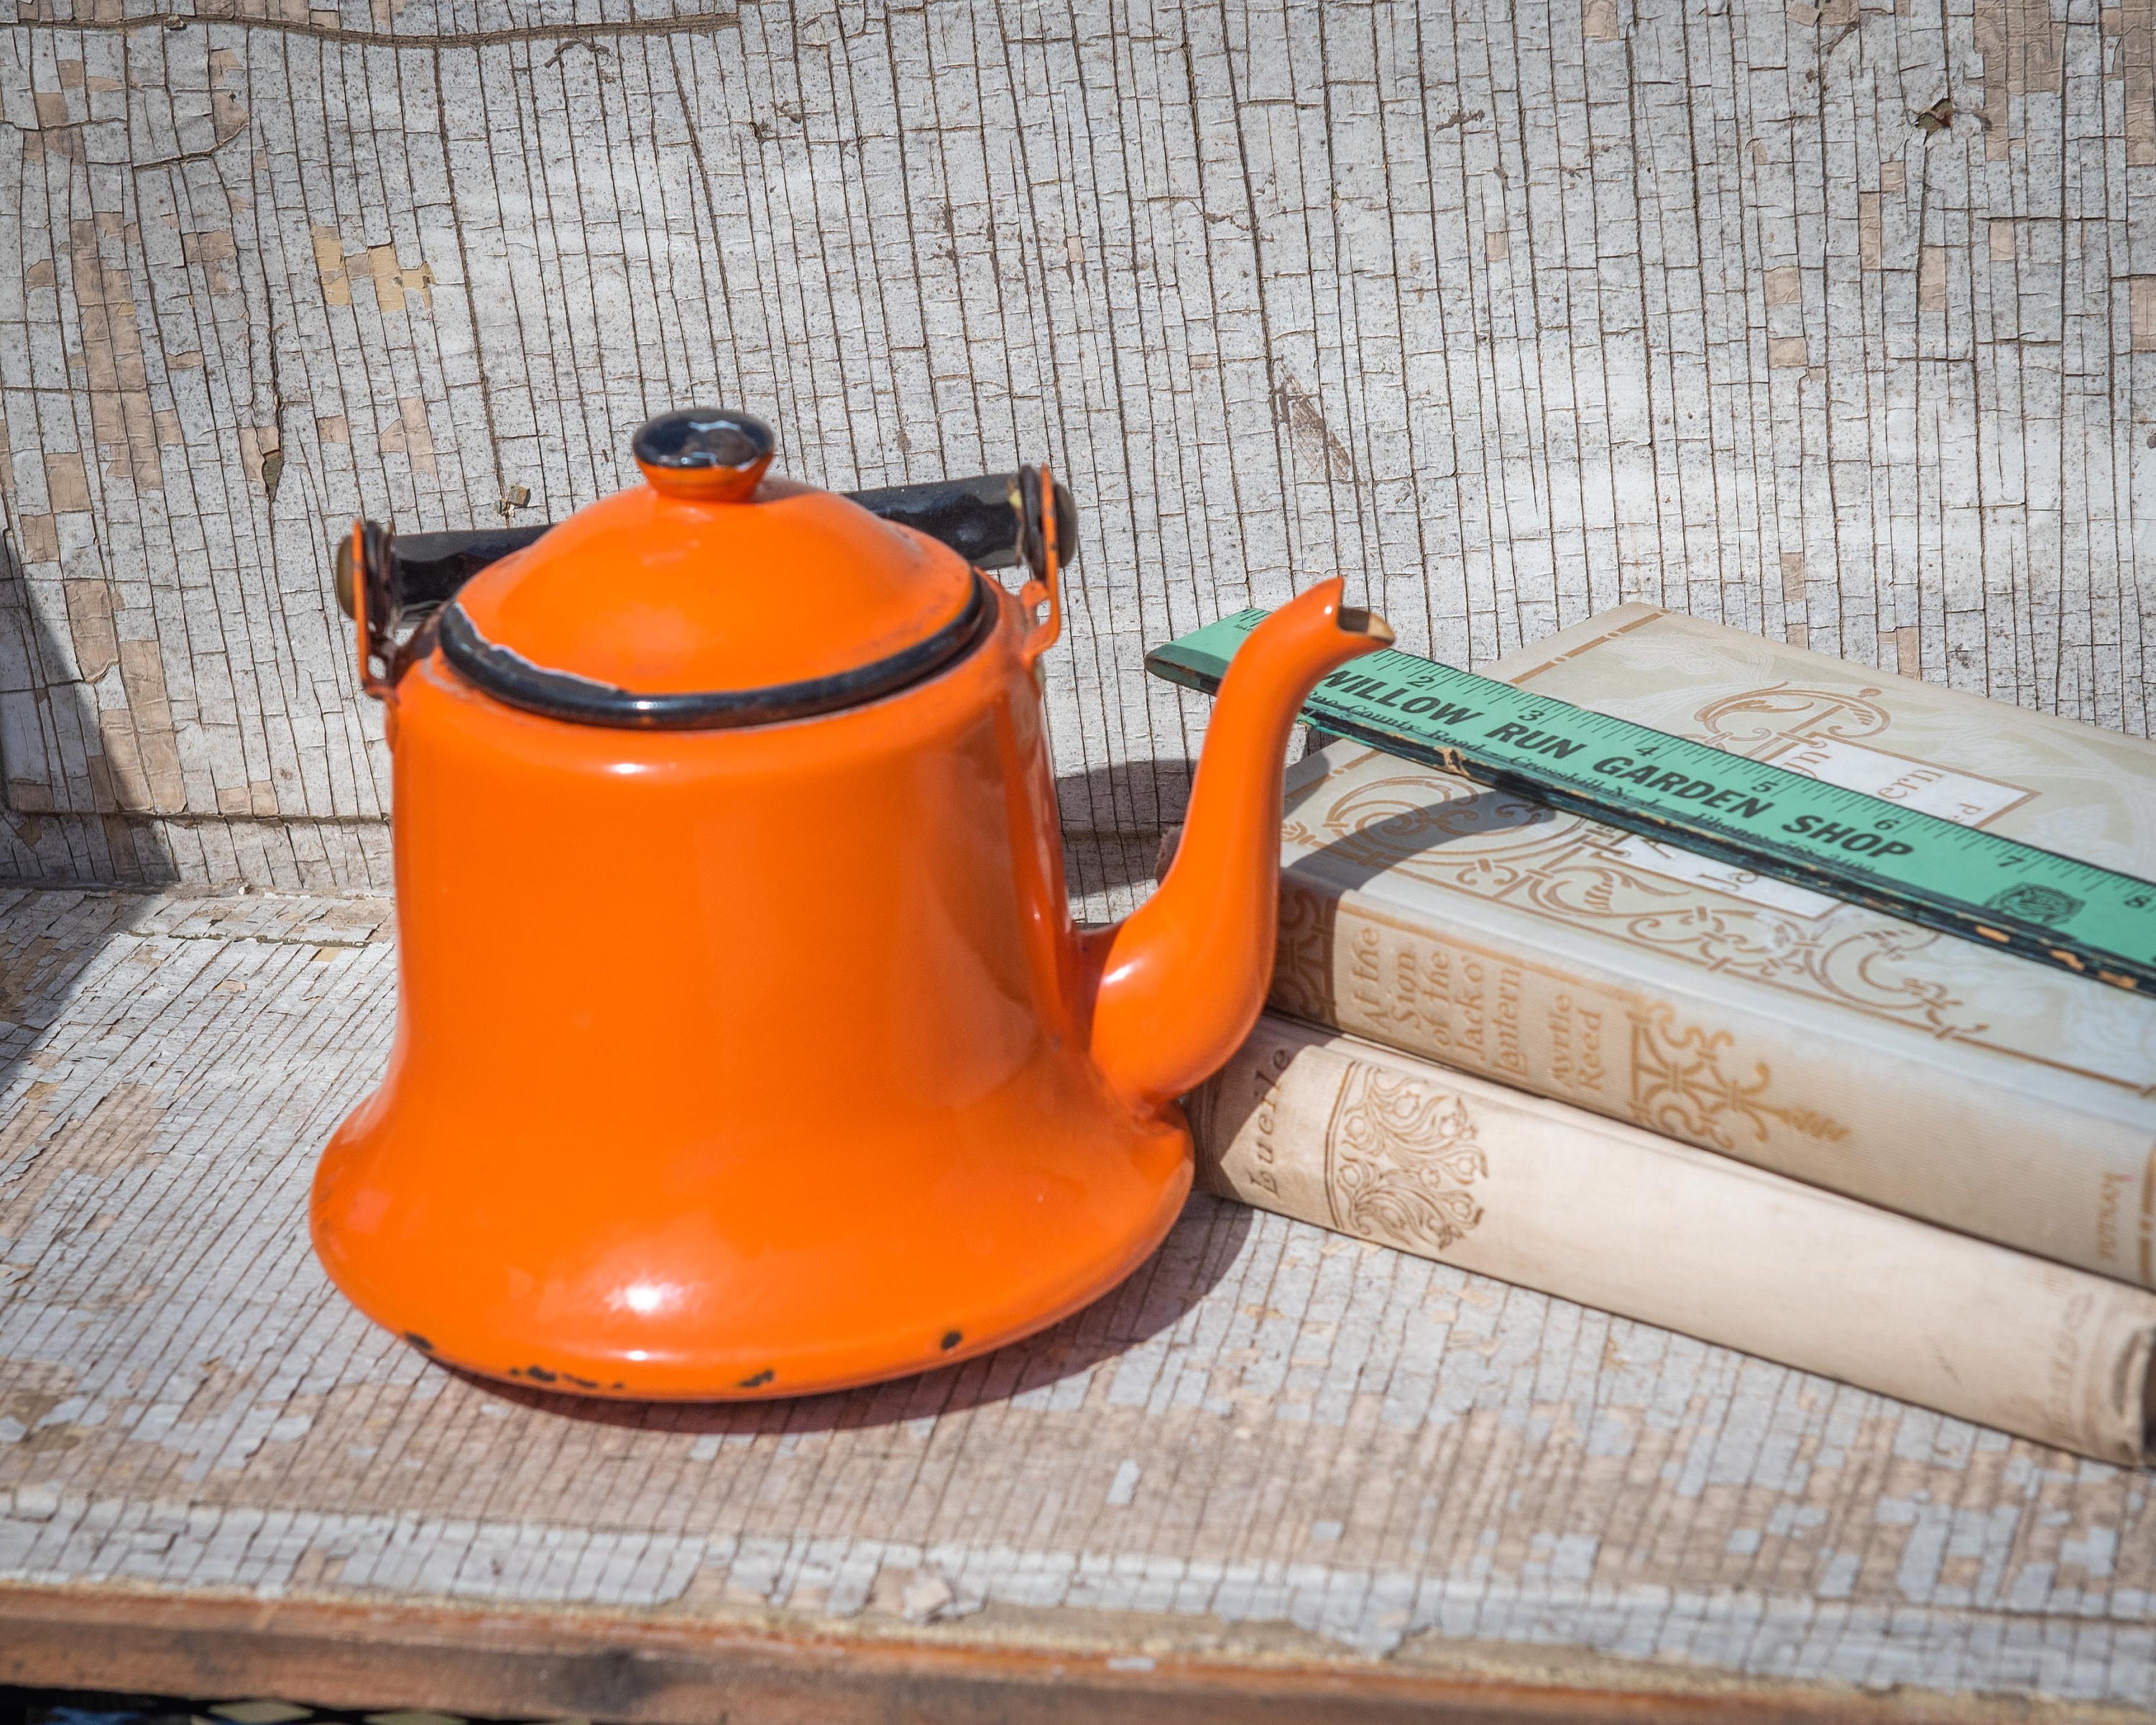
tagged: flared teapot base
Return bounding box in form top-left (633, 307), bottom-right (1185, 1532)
top-left (310, 1088), bottom-right (1194, 1402)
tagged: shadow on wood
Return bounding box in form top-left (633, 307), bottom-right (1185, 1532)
top-left (0, 523), bottom-right (190, 886)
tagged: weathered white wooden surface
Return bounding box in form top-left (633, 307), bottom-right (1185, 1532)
top-left (4, 0), bottom-right (2156, 1704)
top-left (1, 0), bottom-right (2151, 896)
top-left (4, 885), bottom-right (2156, 1708)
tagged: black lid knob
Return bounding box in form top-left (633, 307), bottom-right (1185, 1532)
top-left (632, 408), bottom-right (775, 501)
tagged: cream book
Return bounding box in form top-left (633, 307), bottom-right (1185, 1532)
top-left (1193, 1013), bottom-right (2156, 1463)
top-left (1274, 605), bottom-right (2156, 1286)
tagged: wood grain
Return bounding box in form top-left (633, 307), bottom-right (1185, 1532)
top-left (4, 0), bottom-right (2152, 1708)
top-left (4, 1584), bottom-right (2142, 1724)
top-left (1, 0), bottom-right (2150, 901)
top-left (5, 885), bottom-right (2156, 1711)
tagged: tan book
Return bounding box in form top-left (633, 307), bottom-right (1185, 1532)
top-left (1275, 604), bottom-right (2156, 1286)
top-left (1193, 1013), bottom-right (2156, 1463)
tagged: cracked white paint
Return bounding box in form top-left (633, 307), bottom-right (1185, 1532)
top-left (6, 887), bottom-right (2156, 1704)
top-left (0, 0), bottom-right (2147, 915)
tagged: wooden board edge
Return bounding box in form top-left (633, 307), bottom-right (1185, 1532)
top-left (0, 1583), bottom-right (2099, 1725)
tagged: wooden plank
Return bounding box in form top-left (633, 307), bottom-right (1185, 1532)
top-left (6, 887), bottom-right (2156, 1712)
top-left (0, 1584), bottom-right (2130, 1725)
top-left (4, 0), bottom-right (2154, 1704)
top-left (0, 0), bottom-right (2149, 891)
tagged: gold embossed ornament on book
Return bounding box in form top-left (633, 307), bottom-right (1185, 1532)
top-left (1207, 606), bottom-right (2156, 1288)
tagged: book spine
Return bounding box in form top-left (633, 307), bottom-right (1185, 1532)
top-left (1272, 872), bottom-right (2156, 1288)
top-left (1192, 1015), bottom-right (2156, 1464)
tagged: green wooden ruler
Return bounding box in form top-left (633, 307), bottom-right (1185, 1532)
top-left (1146, 609), bottom-right (2156, 996)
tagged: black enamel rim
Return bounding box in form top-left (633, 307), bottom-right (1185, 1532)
top-left (437, 574), bottom-right (998, 730)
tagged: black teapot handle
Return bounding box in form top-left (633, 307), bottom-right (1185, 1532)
top-left (333, 472), bottom-right (1079, 642)
top-left (845, 472), bottom-right (1078, 580)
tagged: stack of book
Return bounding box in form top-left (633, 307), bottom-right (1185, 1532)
top-left (1184, 605), bottom-right (2156, 1463)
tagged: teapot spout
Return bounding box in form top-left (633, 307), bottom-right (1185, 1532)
top-left (1086, 578), bottom-right (1391, 1109)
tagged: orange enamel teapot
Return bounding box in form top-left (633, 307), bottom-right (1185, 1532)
top-left (314, 408), bottom-right (1390, 1399)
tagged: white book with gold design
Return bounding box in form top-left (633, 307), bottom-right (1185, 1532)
top-left (1273, 604), bottom-right (2156, 1286)
top-left (1192, 1014), bottom-right (2156, 1464)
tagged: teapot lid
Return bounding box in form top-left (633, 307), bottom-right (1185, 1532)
top-left (438, 408), bottom-right (991, 729)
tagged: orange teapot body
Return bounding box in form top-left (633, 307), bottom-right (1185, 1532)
top-left (313, 410), bottom-right (1388, 1399)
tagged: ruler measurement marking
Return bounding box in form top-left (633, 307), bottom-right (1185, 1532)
top-left (1146, 611), bottom-right (2156, 995)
